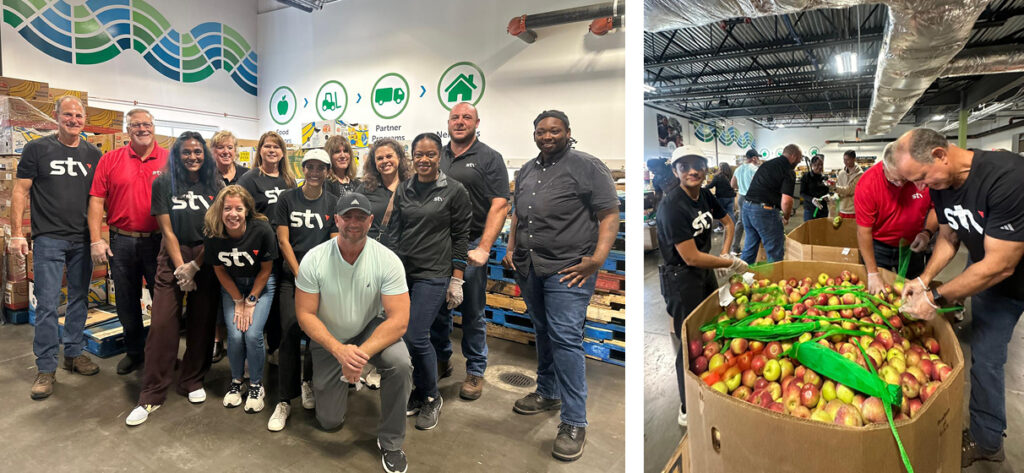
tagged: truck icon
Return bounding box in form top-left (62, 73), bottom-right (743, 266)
top-left (374, 87), bottom-right (405, 106)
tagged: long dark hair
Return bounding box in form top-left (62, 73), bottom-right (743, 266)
top-left (361, 138), bottom-right (412, 192)
top-left (169, 131), bottom-right (224, 194)
top-left (717, 162), bottom-right (733, 181)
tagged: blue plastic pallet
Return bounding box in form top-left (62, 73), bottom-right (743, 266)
top-left (583, 340), bottom-right (625, 367)
top-left (583, 320), bottom-right (625, 342)
top-left (484, 307), bottom-right (535, 334)
top-left (5, 309), bottom-right (29, 324)
top-left (486, 264), bottom-right (518, 284)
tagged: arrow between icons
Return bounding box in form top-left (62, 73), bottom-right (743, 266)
top-left (356, 93), bottom-right (362, 103)
top-left (420, 85), bottom-right (426, 97)
top-left (303, 98), bottom-right (308, 108)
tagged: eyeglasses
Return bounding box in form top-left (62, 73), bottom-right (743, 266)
top-left (413, 151), bottom-right (438, 159)
top-left (675, 161), bottom-right (707, 172)
top-left (128, 122), bottom-right (154, 129)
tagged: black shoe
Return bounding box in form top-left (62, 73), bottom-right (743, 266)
top-left (378, 440), bottom-right (408, 473)
top-left (116, 355), bottom-right (143, 375)
top-left (211, 341), bottom-right (225, 364)
top-left (415, 395), bottom-right (442, 430)
top-left (437, 359), bottom-right (453, 380)
top-left (406, 395), bottom-right (423, 417)
top-left (513, 392), bottom-right (561, 415)
top-left (962, 430), bottom-right (1005, 467)
top-left (552, 423), bottom-right (586, 461)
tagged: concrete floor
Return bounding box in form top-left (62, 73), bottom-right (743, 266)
top-left (0, 325), bottom-right (624, 472)
top-left (644, 211), bottom-right (1024, 473)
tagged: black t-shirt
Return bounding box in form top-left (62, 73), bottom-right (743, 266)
top-left (237, 169), bottom-right (293, 217)
top-left (221, 163), bottom-right (249, 186)
top-left (441, 140), bottom-right (510, 241)
top-left (205, 219), bottom-right (278, 279)
top-left (151, 174), bottom-right (219, 245)
top-left (799, 172), bottom-right (830, 201)
top-left (706, 173), bottom-right (735, 199)
top-left (931, 149), bottom-right (1024, 300)
top-left (745, 156), bottom-right (796, 209)
top-left (656, 186), bottom-right (726, 268)
top-left (271, 187), bottom-right (338, 266)
top-left (357, 182), bottom-right (400, 249)
top-left (325, 177), bottom-right (361, 196)
top-left (17, 134), bottom-right (102, 241)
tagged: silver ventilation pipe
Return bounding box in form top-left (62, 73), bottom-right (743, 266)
top-left (644, 0), bottom-right (992, 135)
top-left (940, 46), bottom-right (1024, 78)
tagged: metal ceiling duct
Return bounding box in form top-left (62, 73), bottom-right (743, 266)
top-left (940, 46), bottom-right (1024, 78)
top-left (644, 0), bottom-right (992, 135)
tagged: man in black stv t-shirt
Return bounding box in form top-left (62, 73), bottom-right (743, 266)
top-left (12, 97), bottom-right (103, 399)
top-left (741, 144), bottom-right (800, 263)
top-left (655, 145), bottom-right (747, 427)
top-left (891, 128), bottom-right (1024, 467)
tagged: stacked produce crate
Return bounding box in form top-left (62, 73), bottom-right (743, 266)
top-left (453, 191), bottom-right (626, 367)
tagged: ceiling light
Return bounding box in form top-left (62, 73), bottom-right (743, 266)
top-left (834, 52), bottom-right (858, 74)
top-left (933, 114), bottom-right (944, 121)
top-left (643, 84), bottom-right (656, 93)
top-left (778, 123), bottom-right (785, 128)
top-left (849, 118), bottom-right (857, 124)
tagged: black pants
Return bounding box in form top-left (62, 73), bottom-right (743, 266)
top-left (109, 232), bottom-right (161, 358)
top-left (872, 239), bottom-right (927, 279)
top-left (660, 265), bottom-right (717, 412)
top-left (277, 274), bottom-right (313, 401)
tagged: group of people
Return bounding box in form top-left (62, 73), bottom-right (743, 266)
top-left (15, 96), bottom-right (619, 472)
top-left (655, 130), bottom-right (1024, 468)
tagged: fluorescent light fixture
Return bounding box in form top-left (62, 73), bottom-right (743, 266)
top-left (834, 52), bottom-right (858, 74)
top-left (933, 114), bottom-right (944, 121)
top-left (778, 123), bottom-right (785, 128)
top-left (643, 84), bottom-right (656, 93)
top-left (849, 118), bottom-right (857, 124)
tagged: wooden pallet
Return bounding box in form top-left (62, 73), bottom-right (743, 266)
top-left (453, 315), bottom-right (534, 345)
top-left (663, 434), bottom-right (691, 473)
top-left (586, 304), bottom-right (625, 325)
top-left (485, 292), bottom-right (527, 313)
top-left (590, 292), bottom-right (626, 309)
top-left (595, 271), bottom-right (625, 294)
top-left (486, 280), bottom-right (520, 297)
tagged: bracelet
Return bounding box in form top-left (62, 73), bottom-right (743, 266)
top-left (10, 237), bottom-right (25, 241)
top-left (90, 241), bottom-right (105, 246)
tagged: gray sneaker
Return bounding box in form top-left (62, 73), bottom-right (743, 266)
top-left (415, 395), bottom-right (443, 430)
top-left (552, 423), bottom-right (586, 461)
top-left (513, 392), bottom-right (561, 415)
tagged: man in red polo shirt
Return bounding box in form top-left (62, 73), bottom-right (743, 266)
top-left (88, 108), bottom-right (168, 375)
top-left (854, 142), bottom-right (937, 294)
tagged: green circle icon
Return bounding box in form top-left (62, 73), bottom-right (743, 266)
top-left (315, 80), bottom-right (348, 121)
top-left (437, 61), bottom-right (485, 111)
top-left (370, 73), bottom-right (410, 120)
top-left (270, 86), bottom-right (296, 125)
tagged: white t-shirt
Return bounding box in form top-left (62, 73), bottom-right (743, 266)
top-left (295, 237), bottom-right (408, 342)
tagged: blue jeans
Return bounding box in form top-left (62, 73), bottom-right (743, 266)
top-left (968, 289), bottom-right (1024, 451)
top-left (431, 238), bottom-right (488, 376)
top-left (731, 194), bottom-right (746, 254)
top-left (109, 232), bottom-right (161, 358)
top-left (221, 274), bottom-right (277, 384)
top-left (716, 196), bottom-right (735, 229)
top-left (31, 236), bottom-right (92, 372)
top-left (516, 266), bottom-right (596, 427)
top-left (741, 202), bottom-right (785, 263)
top-left (405, 277), bottom-right (449, 399)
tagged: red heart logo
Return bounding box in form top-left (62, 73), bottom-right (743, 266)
top-left (253, 250), bottom-right (259, 255)
top-left (978, 211), bottom-right (985, 218)
top-left (87, 163), bottom-right (92, 168)
top-left (208, 196), bottom-right (214, 200)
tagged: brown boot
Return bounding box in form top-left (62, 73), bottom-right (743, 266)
top-left (459, 374), bottom-right (484, 400)
top-left (31, 372), bottom-right (55, 400)
top-left (62, 354), bottom-right (100, 375)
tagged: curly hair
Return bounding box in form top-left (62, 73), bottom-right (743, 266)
top-left (360, 138), bottom-right (411, 192)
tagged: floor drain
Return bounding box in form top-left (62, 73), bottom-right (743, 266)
top-left (499, 372), bottom-right (536, 388)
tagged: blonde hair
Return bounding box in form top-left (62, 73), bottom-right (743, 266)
top-left (211, 130), bottom-right (237, 150)
top-left (254, 131), bottom-right (297, 188)
top-left (203, 185), bottom-right (267, 238)
top-left (325, 135), bottom-right (357, 182)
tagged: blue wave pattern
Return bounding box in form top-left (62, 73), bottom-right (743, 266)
top-left (2, 0), bottom-right (257, 95)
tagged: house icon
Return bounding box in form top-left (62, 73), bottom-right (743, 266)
top-left (444, 74), bottom-right (477, 102)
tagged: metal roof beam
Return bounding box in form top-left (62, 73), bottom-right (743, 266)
top-left (647, 77), bottom-right (875, 101)
top-left (645, 33), bottom-right (885, 70)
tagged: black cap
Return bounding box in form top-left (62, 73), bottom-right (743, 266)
top-left (336, 192), bottom-right (372, 216)
top-left (745, 149), bottom-right (759, 159)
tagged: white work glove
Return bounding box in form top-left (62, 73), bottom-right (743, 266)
top-left (91, 239), bottom-right (112, 264)
top-left (867, 272), bottom-right (884, 295)
top-left (174, 261), bottom-right (200, 292)
top-left (7, 236), bottom-right (28, 256)
top-left (811, 197), bottom-right (823, 209)
top-left (177, 278), bottom-right (197, 292)
top-left (909, 231), bottom-right (931, 253)
top-left (899, 287), bottom-right (938, 321)
top-left (902, 276), bottom-right (928, 303)
top-left (715, 254), bottom-right (749, 280)
top-left (446, 277), bottom-right (465, 310)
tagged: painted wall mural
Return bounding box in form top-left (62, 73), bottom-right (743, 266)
top-left (693, 123), bottom-right (756, 150)
top-left (2, 0), bottom-right (258, 95)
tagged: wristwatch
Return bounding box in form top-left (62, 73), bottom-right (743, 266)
top-left (930, 287), bottom-right (947, 307)
top-left (246, 294), bottom-right (258, 305)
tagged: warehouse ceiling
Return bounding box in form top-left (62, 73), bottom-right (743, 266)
top-left (644, 1), bottom-right (1024, 130)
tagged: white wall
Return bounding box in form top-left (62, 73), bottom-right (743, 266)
top-left (1, 0), bottom-right (259, 137)
top-left (968, 117), bottom-right (1024, 152)
top-left (257, 0), bottom-right (625, 169)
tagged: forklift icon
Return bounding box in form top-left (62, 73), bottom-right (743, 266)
top-left (374, 87), bottom-right (405, 106)
top-left (321, 92), bottom-right (339, 112)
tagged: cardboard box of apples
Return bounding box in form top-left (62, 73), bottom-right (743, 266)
top-left (682, 261), bottom-right (963, 473)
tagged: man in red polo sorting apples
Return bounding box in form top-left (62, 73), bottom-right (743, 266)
top-left (891, 128), bottom-right (1024, 468)
top-left (656, 145), bottom-right (747, 428)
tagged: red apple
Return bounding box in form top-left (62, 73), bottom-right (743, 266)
top-left (918, 358), bottom-right (936, 381)
top-left (702, 329), bottom-right (717, 343)
top-left (900, 372), bottom-right (921, 398)
top-left (782, 384), bottom-right (802, 412)
top-left (741, 369), bottom-right (758, 389)
top-left (693, 356), bottom-right (708, 374)
top-left (730, 338), bottom-right (749, 355)
top-left (908, 398), bottom-right (923, 418)
top-left (875, 329), bottom-right (894, 350)
top-left (790, 405), bottom-right (812, 419)
top-left (764, 341), bottom-right (783, 359)
top-left (800, 384), bottom-right (820, 408)
top-left (923, 337), bottom-right (940, 354)
top-left (906, 366), bottom-right (927, 385)
top-left (834, 404), bottom-right (863, 427)
top-left (732, 385), bottom-right (753, 401)
top-left (751, 354), bottom-right (768, 375)
top-left (842, 293), bottom-right (857, 305)
top-left (754, 376), bottom-right (770, 391)
top-left (703, 341), bottom-right (722, 359)
top-left (803, 369), bottom-right (822, 388)
top-left (935, 363), bottom-right (953, 382)
top-left (768, 402), bottom-right (786, 414)
top-left (920, 381), bottom-right (941, 403)
top-left (767, 382), bottom-right (783, 401)
top-left (861, 396), bottom-right (887, 424)
top-left (749, 341), bottom-right (765, 354)
top-left (729, 282), bottom-right (747, 297)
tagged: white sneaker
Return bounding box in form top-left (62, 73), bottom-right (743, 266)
top-left (678, 406), bottom-right (687, 427)
top-left (223, 381), bottom-right (244, 408)
top-left (126, 404), bottom-right (160, 426)
top-left (244, 383), bottom-right (266, 413)
top-left (362, 368), bottom-right (381, 390)
top-left (301, 380), bottom-right (316, 410)
top-left (188, 388), bottom-right (206, 404)
top-left (267, 402), bottom-right (291, 431)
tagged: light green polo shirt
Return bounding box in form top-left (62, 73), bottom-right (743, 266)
top-left (295, 237), bottom-right (408, 342)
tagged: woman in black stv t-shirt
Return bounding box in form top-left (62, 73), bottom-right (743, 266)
top-left (392, 132), bottom-right (471, 430)
top-left (203, 185), bottom-right (278, 416)
top-left (125, 132), bottom-right (224, 427)
top-left (324, 135), bottom-right (361, 195)
top-left (267, 149), bottom-right (338, 431)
